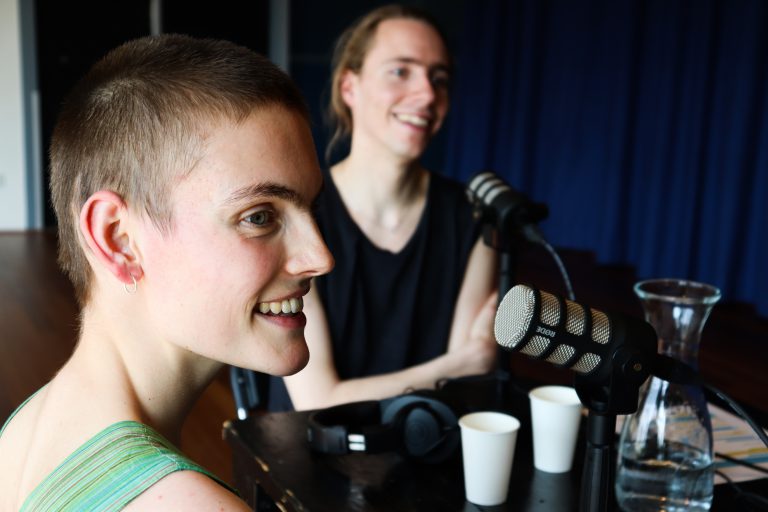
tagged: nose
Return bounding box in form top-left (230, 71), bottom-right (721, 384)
top-left (286, 217), bottom-right (335, 278)
top-left (411, 71), bottom-right (437, 104)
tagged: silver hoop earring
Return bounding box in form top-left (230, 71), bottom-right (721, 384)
top-left (124, 274), bottom-right (138, 294)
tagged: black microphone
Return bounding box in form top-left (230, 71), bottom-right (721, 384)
top-left (466, 171), bottom-right (548, 242)
top-left (495, 284), bottom-right (707, 512)
top-left (493, 284), bottom-right (700, 386)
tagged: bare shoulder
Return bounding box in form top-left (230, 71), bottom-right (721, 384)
top-left (0, 431), bottom-right (24, 510)
top-left (122, 470), bottom-right (251, 511)
top-left (0, 388), bottom-right (47, 510)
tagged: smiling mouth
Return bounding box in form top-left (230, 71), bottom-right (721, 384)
top-left (257, 297), bottom-right (304, 316)
top-left (394, 113), bottom-right (430, 127)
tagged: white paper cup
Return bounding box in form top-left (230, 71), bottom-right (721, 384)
top-left (528, 385), bottom-right (583, 473)
top-left (459, 411), bottom-right (520, 506)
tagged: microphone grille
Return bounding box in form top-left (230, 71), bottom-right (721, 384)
top-left (571, 352), bottom-right (601, 374)
top-left (494, 285), bottom-right (536, 350)
top-left (565, 300), bottom-right (586, 335)
top-left (540, 290), bottom-right (560, 326)
top-left (591, 309), bottom-right (610, 344)
top-left (546, 344), bottom-right (575, 365)
top-left (522, 335), bottom-right (551, 357)
top-left (467, 172), bottom-right (491, 194)
top-left (467, 171), bottom-right (510, 206)
top-left (494, 284), bottom-right (615, 377)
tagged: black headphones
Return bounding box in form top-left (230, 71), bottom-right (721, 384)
top-left (307, 390), bottom-right (461, 464)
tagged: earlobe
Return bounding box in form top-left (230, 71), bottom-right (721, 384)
top-left (79, 190), bottom-right (142, 286)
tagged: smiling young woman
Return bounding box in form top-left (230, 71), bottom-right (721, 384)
top-left (270, 5), bottom-right (500, 413)
top-left (0, 35), bottom-right (333, 511)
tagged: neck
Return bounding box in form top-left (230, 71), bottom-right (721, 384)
top-left (330, 152), bottom-right (430, 253)
top-left (60, 303), bottom-right (222, 444)
top-left (333, 148), bottom-right (426, 206)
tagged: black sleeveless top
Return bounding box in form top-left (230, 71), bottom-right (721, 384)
top-left (268, 170), bottom-right (480, 411)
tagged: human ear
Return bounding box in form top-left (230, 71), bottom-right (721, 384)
top-left (340, 69), bottom-right (357, 108)
top-left (79, 190), bottom-right (143, 286)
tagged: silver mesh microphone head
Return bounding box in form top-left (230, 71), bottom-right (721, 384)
top-left (467, 172), bottom-right (510, 206)
top-left (495, 285), bottom-right (612, 376)
top-left (494, 285), bottom-right (537, 350)
top-left (466, 172), bottom-right (488, 202)
top-left (523, 289), bottom-right (561, 357)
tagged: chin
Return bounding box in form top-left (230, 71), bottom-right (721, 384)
top-left (269, 342), bottom-right (311, 377)
top-left (397, 143), bottom-right (429, 161)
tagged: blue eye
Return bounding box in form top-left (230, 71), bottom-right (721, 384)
top-left (391, 67), bottom-right (408, 78)
top-left (244, 209), bottom-right (275, 226)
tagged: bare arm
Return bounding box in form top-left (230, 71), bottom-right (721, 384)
top-left (285, 239), bottom-right (498, 411)
top-left (445, 238), bottom-right (499, 358)
top-left (122, 471), bottom-right (251, 511)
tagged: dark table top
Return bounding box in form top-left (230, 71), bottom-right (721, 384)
top-left (226, 417), bottom-right (584, 511)
top-left (223, 378), bottom-right (767, 511)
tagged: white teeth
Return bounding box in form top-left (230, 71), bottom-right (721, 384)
top-left (257, 297), bottom-right (304, 315)
top-left (395, 113), bottom-right (428, 127)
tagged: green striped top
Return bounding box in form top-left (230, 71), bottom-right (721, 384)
top-left (1, 396), bottom-right (235, 511)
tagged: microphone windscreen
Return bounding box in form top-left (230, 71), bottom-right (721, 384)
top-left (494, 284), bottom-right (537, 350)
top-left (467, 171), bottom-right (509, 207)
top-left (494, 284), bottom-right (566, 358)
top-left (494, 284), bottom-right (612, 376)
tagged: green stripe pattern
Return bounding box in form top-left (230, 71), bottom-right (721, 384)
top-left (15, 420), bottom-right (233, 511)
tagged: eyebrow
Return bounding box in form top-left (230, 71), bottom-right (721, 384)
top-left (224, 181), bottom-right (305, 209)
top-left (385, 57), bottom-right (451, 74)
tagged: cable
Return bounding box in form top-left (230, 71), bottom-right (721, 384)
top-left (715, 469), bottom-right (768, 511)
top-left (524, 226), bottom-right (575, 301)
top-left (706, 383), bottom-right (768, 448)
top-left (705, 384), bottom-right (768, 510)
top-left (716, 451), bottom-right (768, 477)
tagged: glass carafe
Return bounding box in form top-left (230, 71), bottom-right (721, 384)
top-left (615, 279), bottom-right (721, 512)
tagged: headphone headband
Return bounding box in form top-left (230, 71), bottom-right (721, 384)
top-left (307, 391), bottom-right (460, 463)
top-left (308, 400), bottom-right (400, 454)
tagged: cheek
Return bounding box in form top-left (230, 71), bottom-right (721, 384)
top-left (435, 92), bottom-right (450, 115)
top-left (364, 82), bottom-right (400, 108)
top-left (186, 239), bottom-right (280, 301)
top-left (431, 96), bottom-right (449, 130)
top-left (143, 226), bottom-right (278, 307)
top-left (145, 241), bottom-right (283, 346)
top-left (241, 248), bottom-right (280, 292)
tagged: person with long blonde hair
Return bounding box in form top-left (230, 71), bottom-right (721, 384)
top-left (273, 5), bottom-right (499, 411)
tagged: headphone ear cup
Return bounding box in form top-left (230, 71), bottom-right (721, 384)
top-left (401, 405), bottom-right (444, 458)
top-left (382, 394), bottom-right (459, 463)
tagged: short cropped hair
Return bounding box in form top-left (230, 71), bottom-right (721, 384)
top-left (325, 4), bottom-right (451, 163)
top-left (50, 34), bottom-right (309, 306)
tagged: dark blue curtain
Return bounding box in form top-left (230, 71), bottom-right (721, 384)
top-left (444, 0), bottom-right (768, 316)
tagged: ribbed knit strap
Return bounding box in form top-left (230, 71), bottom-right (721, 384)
top-left (21, 421), bottom-right (234, 511)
